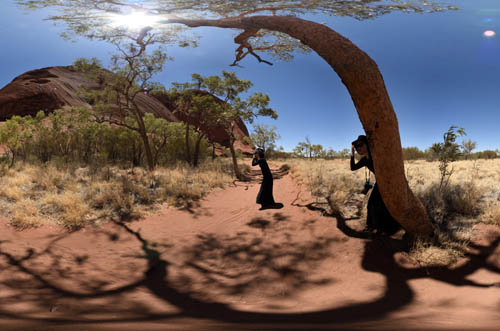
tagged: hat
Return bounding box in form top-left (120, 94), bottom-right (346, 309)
top-left (352, 135), bottom-right (368, 146)
top-left (255, 148), bottom-right (265, 158)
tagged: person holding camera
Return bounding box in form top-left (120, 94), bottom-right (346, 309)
top-left (351, 135), bottom-right (401, 235)
top-left (252, 148), bottom-right (276, 210)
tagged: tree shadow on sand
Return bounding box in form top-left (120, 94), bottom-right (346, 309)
top-left (0, 211), bottom-right (499, 330)
top-left (238, 164), bottom-right (290, 183)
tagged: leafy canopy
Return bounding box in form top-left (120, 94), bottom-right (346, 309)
top-left (16, 1), bottom-right (459, 65)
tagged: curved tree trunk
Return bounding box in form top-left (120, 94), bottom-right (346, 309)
top-left (169, 15), bottom-right (433, 238)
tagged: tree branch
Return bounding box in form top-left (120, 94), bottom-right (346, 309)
top-left (231, 29), bottom-right (273, 66)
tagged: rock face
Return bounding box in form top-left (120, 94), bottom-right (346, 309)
top-left (0, 66), bottom-right (253, 154)
top-left (153, 90), bottom-right (252, 155)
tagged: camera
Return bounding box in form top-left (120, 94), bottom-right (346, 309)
top-left (361, 181), bottom-right (373, 195)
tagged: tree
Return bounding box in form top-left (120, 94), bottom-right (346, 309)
top-left (166, 77), bottom-right (226, 167)
top-left (432, 126), bottom-right (466, 190)
top-left (293, 137), bottom-right (313, 159)
top-left (205, 72), bottom-right (277, 179)
top-left (402, 146), bottom-right (426, 160)
top-left (72, 42), bottom-right (169, 170)
top-left (473, 150), bottom-right (498, 159)
top-left (0, 115), bottom-right (33, 167)
top-left (461, 139), bottom-right (476, 160)
top-left (337, 148), bottom-right (351, 159)
top-left (311, 144), bottom-right (325, 158)
top-left (250, 124), bottom-right (280, 155)
top-left (17, 0), bottom-right (460, 237)
top-left (325, 148), bottom-right (336, 159)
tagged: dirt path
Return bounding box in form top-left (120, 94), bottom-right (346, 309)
top-left (0, 168), bottom-right (499, 330)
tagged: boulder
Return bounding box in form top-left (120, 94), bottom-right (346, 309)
top-left (0, 66), bottom-right (253, 154)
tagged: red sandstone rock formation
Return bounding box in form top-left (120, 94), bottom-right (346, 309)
top-left (0, 66), bottom-right (253, 154)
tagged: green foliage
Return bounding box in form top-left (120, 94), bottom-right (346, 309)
top-left (250, 124), bottom-right (280, 154)
top-left (0, 108), bottom-right (194, 168)
top-left (311, 144), bottom-right (325, 158)
top-left (293, 140), bottom-right (311, 158)
top-left (432, 126), bottom-right (466, 190)
top-left (472, 150), bottom-right (498, 160)
top-left (0, 115), bottom-right (33, 166)
top-left (72, 32), bottom-right (169, 170)
top-left (402, 146), bottom-right (427, 160)
top-left (16, 1), bottom-right (458, 66)
top-left (460, 139), bottom-right (477, 160)
top-left (293, 137), bottom-right (320, 159)
top-left (71, 57), bottom-right (103, 73)
top-left (169, 71), bottom-right (277, 176)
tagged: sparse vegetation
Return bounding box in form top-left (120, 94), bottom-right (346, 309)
top-left (0, 159), bottom-right (240, 230)
top-left (289, 158), bottom-right (500, 266)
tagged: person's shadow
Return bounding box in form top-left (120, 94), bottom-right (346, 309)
top-left (259, 202), bottom-right (284, 210)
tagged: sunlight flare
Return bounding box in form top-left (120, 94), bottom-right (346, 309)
top-left (483, 30), bottom-right (496, 37)
top-left (109, 11), bottom-right (161, 30)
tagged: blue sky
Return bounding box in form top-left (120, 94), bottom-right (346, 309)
top-left (1, 0), bottom-right (499, 152)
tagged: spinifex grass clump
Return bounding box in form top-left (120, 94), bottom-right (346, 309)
top-left (0, 159), bottom-right (237, 230)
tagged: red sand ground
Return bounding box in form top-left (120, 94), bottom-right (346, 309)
top-left (0, 167), bottom-right (499, 331)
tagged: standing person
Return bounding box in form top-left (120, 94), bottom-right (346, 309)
top-left (350, 135), bottom-right (401, 235)
top-left (252, 148), bottom-right (275, 210)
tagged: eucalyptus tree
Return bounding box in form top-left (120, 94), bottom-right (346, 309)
top-left (70, 36), bottom-right (169, 171)
top-left (16, 0), bottom-right (459, 238)
top-left (202, 71), bottom-right (277, 179)
top-left (293, 138), bottom-right (312, 159)
top-left (461, 139), bottom-right (477, 160)
top-left (431, 126), bottom-right (466, 190)
top-left (250, 124), bottom-right (280, 154)
top-left (167, 75), bottom-right (227, 168)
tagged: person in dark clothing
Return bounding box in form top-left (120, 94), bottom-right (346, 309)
top-left (252, 148), bottom-right (276, 210)
top-left (350, 135), bottom-right (401, 235)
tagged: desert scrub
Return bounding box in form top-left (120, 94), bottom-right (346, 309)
top-left (10, 198), bottom-right (41, 229)
top-left (289, 158), bottom-right (499, 266)
top-left (480, 202), bottom-right (500, 225)
top-left (288, 159), bottom-right (365, 216)
top-left (0, 159), bottom-right (237, 229)
top-left (41, 191), bottom-right (90, 230)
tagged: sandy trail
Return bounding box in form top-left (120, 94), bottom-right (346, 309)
top-left (0, 166), bottom-right (499, 331)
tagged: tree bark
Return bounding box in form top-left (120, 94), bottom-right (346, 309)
top-left (185, 122), bottom-right (192, 165)
top-left (168, 15), bottom-right (434, 238)
top-left (193, 133), bottom-right (204, 168)
top-left (134, 111), bottom-right (155, 171)
top-left (228, 139), bottom-right (242, 180)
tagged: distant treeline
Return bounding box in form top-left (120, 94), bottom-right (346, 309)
top-left (401, 146), bottom-right (498, 160)
top-left (265, 144), bottom-right (499, 160)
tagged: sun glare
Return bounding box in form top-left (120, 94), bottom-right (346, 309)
top-left (483, 30), bottom-right (496, 37)
top-left (109, 11), bottom-right (161, 30)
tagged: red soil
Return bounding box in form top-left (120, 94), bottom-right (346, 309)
top-left (0, 167), bottom-right (499, 331)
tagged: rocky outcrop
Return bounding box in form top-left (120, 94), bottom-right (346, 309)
top-left (153, 90), bottom-right (252, 154)
top-left (0, 66), bottom-right (253, 154)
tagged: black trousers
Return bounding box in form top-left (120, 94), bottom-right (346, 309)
top-left (366, 183), bottom-right (401, 235)
top-left (257, 178), bottom-right (275, 206)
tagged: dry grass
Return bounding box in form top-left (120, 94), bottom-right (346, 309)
top-left (288, 158), bottom-right (500, 266)
top-left (286, 159), bottom-right (369, 218)
top-left (0, 159), bottom-right (238, 230)
top-left (480, 202), bottom-right (500, 225)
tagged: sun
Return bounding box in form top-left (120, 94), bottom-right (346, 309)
top-left (483, 30), bottom-right (496, 38)
top-left (109, 11), bottom-right (161, 30)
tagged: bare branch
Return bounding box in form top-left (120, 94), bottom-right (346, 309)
top-left (231, 29), bottom-right (273, 66)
